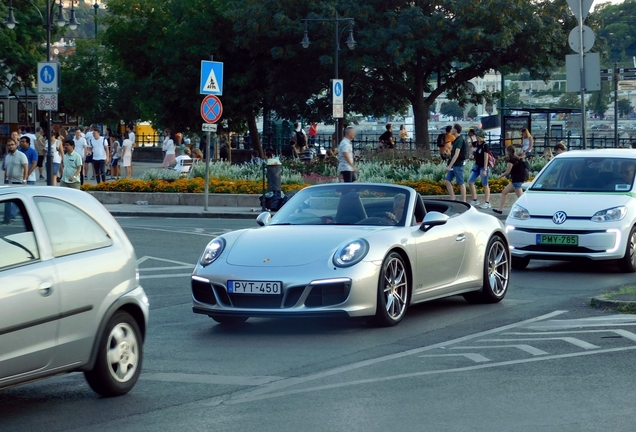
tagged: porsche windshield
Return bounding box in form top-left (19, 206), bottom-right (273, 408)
top-left (269, 185), bottom-right (412, 226)
top-left (531, 157), bottom-right (636, 193)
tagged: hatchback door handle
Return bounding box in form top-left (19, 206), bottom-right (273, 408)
top-left (456, 234), bottom-right (466, 242)
top-left (39, 282), bottom-right (53, 297)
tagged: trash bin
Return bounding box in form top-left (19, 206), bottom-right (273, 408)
top-left (266, 165), bottom-right (282, 193)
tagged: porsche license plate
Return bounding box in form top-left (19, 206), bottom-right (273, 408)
top-left (536, 234), bottom-right (579, 246)
top-left (228, 280), bottom-right (282, 295)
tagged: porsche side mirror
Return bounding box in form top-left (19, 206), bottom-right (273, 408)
top-left (256, 212), bottom-right (272, 226)
top-left (420, 211), bottom-right (449, 232)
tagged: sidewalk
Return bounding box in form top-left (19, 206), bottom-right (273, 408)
top-left (104, 202), bottom-right (512, 221)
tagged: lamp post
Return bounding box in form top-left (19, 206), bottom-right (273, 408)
top-left (5, 0), bottom-right (74, 186)
top-left (93, 1), bottom-right (99, 37)
top-left (301, 12), bottom-right (356, 147)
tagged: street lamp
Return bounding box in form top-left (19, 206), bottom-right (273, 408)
top-left (4, 0), bottom-right (71, 186)
top-left (301, 12), bottom-right (356, 146)
top-left (93, 1), bottom-right (99, 37)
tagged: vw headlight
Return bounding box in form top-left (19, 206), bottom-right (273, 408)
top-left (333, 239), bottom-right (369, 268)
top-left (510, 205), bottom-right (530, 220)
top-left (200, 238), bottom-right (226, 266)
top-left (591, 206), bottom-right (627, 222)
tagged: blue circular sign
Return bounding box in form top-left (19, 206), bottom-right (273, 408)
top-left (334, 82), bottom-right (342, 97)
top-left (40, 65), bottom-right (55, 84)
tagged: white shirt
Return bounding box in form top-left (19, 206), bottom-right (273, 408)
top-left (129, 131), bottom-right (135, 144)
top-left (173, 154), bottom-right (192, 171)
top-left (338, 138), bottom-right (354, 172)
top-left (164, 139), bottom-right (175, 155)
top-left (73, 136), bottom-right (87, 159)
top-left (90, 135), bottom-right (109, 160)
top-left (122, 138), bottom-right (133, 155)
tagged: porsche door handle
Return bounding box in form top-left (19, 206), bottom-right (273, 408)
top-left (456, 234), bottom-right (466, 242)
top-left (39, 282), bottom-right (53, 297)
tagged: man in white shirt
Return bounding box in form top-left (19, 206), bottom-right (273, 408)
top-left (171, 148), bottom-right (192, 172)
top-left (126, 124), bottom-right (135, 147)
top-left (89, 125), bottom-right (110, 184)
top-left (73, 128), bottom-right (88, 185)
top-left (338, 126), bottom-right (358, 183)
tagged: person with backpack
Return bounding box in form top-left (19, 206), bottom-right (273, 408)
top-left (468, 130), bottom-right (492, 209)
top-left (493, 146), bottom-right (526, 214)
top-left (437, 126), bottom-right (454, 160)
top-left (291, 122), bottom-right (308, 158)
top-left (444, 123), bottom-right (467, 202)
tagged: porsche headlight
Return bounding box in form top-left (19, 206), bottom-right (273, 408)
top-left (333, 239), bottom-right (369, 268)
top-left (510, 205), bottom-right (530, 220)
top-left (200, 238), bottom-right (226, 266)
top-left (591, 206), bottom-right (627, 222)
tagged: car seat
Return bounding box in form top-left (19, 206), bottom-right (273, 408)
top-left (335, 191), bottom-right (367, 224)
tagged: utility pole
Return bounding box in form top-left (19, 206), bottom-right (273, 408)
top-left (614, 62), bottom-right (619, 147)
top-left (578, 0), bottom-right (587, 149)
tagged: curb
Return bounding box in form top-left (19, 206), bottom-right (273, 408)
top-left (108, 211), bottom-right (258, 220)
top-left (591, 296), bottom-right (636, 311)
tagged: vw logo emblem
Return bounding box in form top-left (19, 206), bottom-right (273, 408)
top-left (552, 211), bottom-right (567, 225)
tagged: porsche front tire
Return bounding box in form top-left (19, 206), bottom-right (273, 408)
top-left (374, 252), bottom-right (409, 327)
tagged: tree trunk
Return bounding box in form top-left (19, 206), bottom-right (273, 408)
top-left (247, 110), bottom-right (264, 158)
top-left (413, 96), bottom-right (431, 158)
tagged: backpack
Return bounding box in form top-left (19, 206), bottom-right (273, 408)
top-left (295, 131), bottom-right (307, 148)
top-left (487, 151), bottom-right (496, 169)
top-left (436, 133), bottom-right (446, 148)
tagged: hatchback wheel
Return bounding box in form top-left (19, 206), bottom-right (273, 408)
top-left (464, 236), bottom-right (510, 304)
top-left (84, 311), bottom-right (143, 397)
top-left (618, 227), bottom-right (636, 273)
top-left (374, 252), bottom-right (409, 326)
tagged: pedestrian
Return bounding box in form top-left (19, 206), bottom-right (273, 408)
top-left (521, 128), bottom-right (534, 158)
top-left (493, 146), bottom-right (525, 214)
top-left (468, 130), bottom-right (491, 209)
top-left (35, 127), bottom-right (47, 180)
top-left (3, 139), bottom-right (28, 185)
top-left (89, 126), bottom-right (110, 184)
top-left (250, 150), bottom-right (263, 165)
top-left (121, 135), bottom-right (133, 178)
top-left (23, 126), bottom-right (37, 151)
top-left (309, 122), bottom-right (318, 146)
top-left (554, 142), bottom-right (567, 155)
top-left (379, 124), bottom-right (395, 149)
top-left (171, 147), bottom-right (192, 171)
top-left (467, 128), bottom-right (478, 158)
top-left (59, 140), bottom-right (82, 189)
top-left (109, 134), bottom-right (122, 180)
top-left (73, 128), bottom-right (87, 185)
top-left (398, 124), bottom-right (409, 149)
top-left (192, 148), bottom-right (203, 162)
top-left (338, 126), bottom-right (358, 183)
top-left (84, 125), bottom-right (95, 180)
top-left (47, 131), bottom-right (64, 186)
top-left (444, 124), bottom-right (467, 202)
top-left (126, 124), bottom-right (136, 146)
top-left (291, 122), bottom-right (308, 158)
top-left (175, 132), bottom-right (186, 156)
top-left (59, 127), bottom-right (69, 142)
top-left (542, 147), bottom-right (554, 162)
top-left (162, 129), bottom-right (176, 168)
top-left (443, 125), bottom-right (455, 159)
top-left (18, 136), bottom-right (38, 185)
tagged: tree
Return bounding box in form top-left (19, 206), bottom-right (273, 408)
top-left (466, 106), bottom-right (478, 120)
top-left (618, 99), bottom-right (634, 118)
top-left (440, 101), bottom-right (464, 119)
top-left (589, 82), bottom-right (611, 118)
top-left (341, 0), bottom-right (575, 156)
top-left (504, 82), bottom-right (523, 108)
top-left (557, 92), bottom-right (581, 109)
top-left (595, 0), bottom-right (636, 63)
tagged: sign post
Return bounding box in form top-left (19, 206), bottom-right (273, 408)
top-left (37, 62), bottom-right (59, 186)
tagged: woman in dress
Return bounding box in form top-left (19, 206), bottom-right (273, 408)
top-left (50, 131), bottom-right (63, 186)
top-left (521, 128), bottom-right (534, 158)
top-left (121, 136), bottom-right (133, 178)
top-left (162, 129), bottom-right (176, 168)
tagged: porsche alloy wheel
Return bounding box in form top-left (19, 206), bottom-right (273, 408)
top-left (375, 252), bottom-right (409, 326)
top-left (464, 236), bottom-right (510, 304)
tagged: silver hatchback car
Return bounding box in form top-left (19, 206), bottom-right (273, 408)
top-left (0, 186), bottom-right (148, 396)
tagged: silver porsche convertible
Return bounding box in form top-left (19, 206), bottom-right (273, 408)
top-left (191, 183), bottom-right (510, 326)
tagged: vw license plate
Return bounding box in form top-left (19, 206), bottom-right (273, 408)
top-left (536, 235), bottom-right (579, 246)
top-left (228, 280), bottom-right (282, 295)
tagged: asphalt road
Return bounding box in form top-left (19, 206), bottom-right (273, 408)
top-left (2, 217), bottom-right (636, 432)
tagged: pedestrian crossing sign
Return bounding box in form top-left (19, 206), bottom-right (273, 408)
top-left (200, 61), bottom-right (224, 96)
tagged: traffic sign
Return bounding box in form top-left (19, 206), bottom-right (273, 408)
top-left (619, 82), bottom-right (636, 91)
top-left (200, 61), bottom-right (224, 95)
top-left (601, 76), bottom-right (613, 81)
top-left (202, 123), bottom-right (217, 132)
top-left (37, 62), bottom-right (58, 93)
top-left (623, 68), bottom-right (636, 73)
top-left (201, 95), bottom-right (223, 123)
top-left (332, 79), bottom-right (344, 105)
top-left (566, 52), bottom-right (601, 92)
top-left (569, 25), bottom-right (595, 53)
top-left (38, 94), bottom-right (58, 111)
top-left (621, 76), bottom-right (636, 81)
top-left (333, 104), bottom-right (344, 119)
top-left (600, 69), bottom-right (613, 74)
top-left (566, 0), bottom-right (593, 22)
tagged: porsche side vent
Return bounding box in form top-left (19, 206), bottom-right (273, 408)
top-left (192, 280), bottom-right (216, 305)
top-left (305, 282), bottom-right (351, 308)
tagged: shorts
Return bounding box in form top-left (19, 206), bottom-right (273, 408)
top-left (85, 154), bottom-right (93, 163)
top-left (341, 171), bottom-right (357, 183)
top-left (52, 163), bottom-right (60, 175)
top-left (468, 166), bottom-right (489, 186)
top-left (37, 154), bottom-right (45, 167)
top-left (110, 158), bottom-right (119, 167)
top-left (512, 182), bottom-right (523, 189)
top-left (445, 165), bottom-right (465, 185)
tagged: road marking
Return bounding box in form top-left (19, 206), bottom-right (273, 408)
top-left (525, 315), bottom-right (636, 330)
top-left (139, 273), bottom-right (193, 280)
top-left (480, 337), bottom-right (600, 350)
top-left (142, 373), bottom-right (283, 386)
top-left (125, 225), bottom-right (225, 237)
top-left (450, 344), bottom-right (548, 356)
top-left (138, 265), bottom-right (194, 272)
top-left (505, 329), bottom-right (636, 342)
top-left (223, 345), bottom-right (636, 404)
top-left (226, 310), bottom-right (567, 403)
top-left (136, 256), bottom-right (194, 267)
top-left (419, 353), bottom-right (490, 363)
